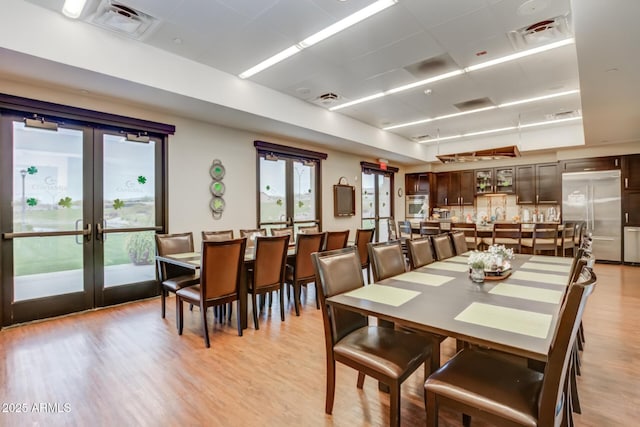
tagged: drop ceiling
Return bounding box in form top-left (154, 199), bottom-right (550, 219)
top-left (2, 0), bottom-right (639, 165)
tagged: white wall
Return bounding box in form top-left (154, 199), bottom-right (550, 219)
top-left (0, 78), bottom-right (405, 245)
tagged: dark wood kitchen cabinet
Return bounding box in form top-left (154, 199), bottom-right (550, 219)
top-left (516, 163), bottom-right (559, 204)
top-left (561, 156), bottom-right (620, 173)
top-left (623, 154), bottom-right (640, 191)
top-left (623, 191), bottom-right (640, 226)
top-left (405, 173), bottom-right (430, 195)
top-left (436, 171), bottom-right (473, 206)
top-left (475, 166), bottom-right (515, 195)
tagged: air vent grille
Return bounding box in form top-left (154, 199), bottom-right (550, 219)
top-left (89, 1), bottom-right (160, 40)
top-left (508, 15), bottom-right (572, 48)
top-left (454, 97), bottom-right (495, 112)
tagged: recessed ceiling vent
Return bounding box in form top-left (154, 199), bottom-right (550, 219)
top-left (546, 109), bottom-right (580, 120)
top-left (311, 92), bottom-right (342, 107)
top-left (89, 1), bottom-right (160, 40)
top-left (508, 15), bottom-right (572, 48)
top-left (404, 54), bottom-right (459, 79)
top-left (454, 97), bottom-right (495, 112)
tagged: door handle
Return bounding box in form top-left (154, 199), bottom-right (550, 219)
top-left (75, 220), bottom-right (92, 244)
top-left (96, 220), bottom-right (107, 241)
top-left (626, 213), bottom-right (629, 224)
top-left (625, 178), bottom-right (629, 189)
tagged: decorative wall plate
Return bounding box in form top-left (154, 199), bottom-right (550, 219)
top-left (210, 181), bottom-right (225, 196)
top-left (210, 160), bottom-right (225, 180)
top-left (210, 197), bottom-right (225, 213)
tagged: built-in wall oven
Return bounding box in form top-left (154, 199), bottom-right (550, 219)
top-left (406, 194), bottom-right (428, 219)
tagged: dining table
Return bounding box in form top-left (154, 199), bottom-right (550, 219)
top-left (326, 252), bottom-right (575, 362)
top-left (156, 245), bottom-right (297, 330)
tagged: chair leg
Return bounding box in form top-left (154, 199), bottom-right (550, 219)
top-left (294, 283), bottom-right (301, 316)
top-left (325, 359), bottom-right (336, 415)
top-left (279, 286), bottom-right (285, 322)
top-left (161, 288), bottom-right (167, 318)
top-left (462, 414), bottom-right (471, 427)
top-left (430, 338), bottom-right (441, 373)
top-left (236, 299), bottom-right (243, 337)
top-left (202, 303), bottom-right (210, 348)
top-left (426, 391), bottom-right (438, 427)
top-left (251, 292), bottom-right (259, 330)
top-left (315, 284), bottom-right (320, 309)
top-left (227, 302), bottom-right (233, 322)
top-left (357, 372), bottom-right (365, 389)
top-left (389, 384), bottom-right (401, 427)
top-left (570, 355), bottom-right (582, 414)
top-left (177, 297), bottom-right (184, 335)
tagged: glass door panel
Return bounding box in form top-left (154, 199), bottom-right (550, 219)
top-left (377, 175), bottom-right (392, 242)
top-left (101, 134), bottom-right (157, 288)
top-left (361, 172), bottom-right (394, 242)
top-left (259, 157), bottom-right (287, 234)
top-left (292, 160), bottom-right (318, 232)
top-left (11, 123), bottom-right (87, 301)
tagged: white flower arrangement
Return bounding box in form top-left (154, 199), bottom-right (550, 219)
top-left (487, 244), bottom-right (514, 261)
top-left (468, 245), bottom-right (514, 271)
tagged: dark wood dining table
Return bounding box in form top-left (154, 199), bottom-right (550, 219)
top-left (156, 246), bottom-right (296, 330)
top-left (326, 253), bottom-right (574, 362)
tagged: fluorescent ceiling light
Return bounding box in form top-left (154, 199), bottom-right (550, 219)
top-left (239, 46), bottom-right (301, 79)
top-left (62, 0), bottom-right (87, 19)
top-left (418, 115), bottom-right (582, 144)
top-left (299, 0), bottom-right (398, 48)
top-left (384, 89), bottom-right (579, 130)
top-left (239, 0), bottom-right (398, 79)
top-left (464, 38), bottom-right (575, 72)
top-left (328, 92), bottom-right (385, 111)
top-left (330, 38), bottom-right (575, 111)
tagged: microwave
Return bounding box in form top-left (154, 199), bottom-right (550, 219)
top-left (406, 194), bottom-right (428, 219)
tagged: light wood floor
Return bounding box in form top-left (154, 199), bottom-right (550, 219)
top-left (1, 264), bottom-right (639, 426)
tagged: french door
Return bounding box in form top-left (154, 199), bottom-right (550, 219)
top-left (361, 169), bottom-right (394, 242)
top-left (1, 113), bottom-right (164, 326)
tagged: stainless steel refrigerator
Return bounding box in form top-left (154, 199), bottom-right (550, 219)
top-left (562, 170), bottom-right (621, 262)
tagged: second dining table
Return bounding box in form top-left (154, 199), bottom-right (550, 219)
top-left (326, 252), bottom-right (575, 362)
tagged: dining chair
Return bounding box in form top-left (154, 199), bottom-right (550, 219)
top-left (492, 222), bottom-right (522, 253)
top-left (424, 272), bottom-right (597, 427)
top-left (324, 230), bottom-right (350, 251)
top-left (419, 221), bottom-right (441, 236)
top-left (155, 232), bottom-right (200, 320)
top-left (270, 227), bottom-right (293, 237)
top-left (450, 231), bottom-right (468, 255)
top-left (559, 222), bottom-right (576, 257)
top-left (298, 224), bottom-right (320, 234)
top-left (432, 233), bottom-right (455, 260)
top-left (176, 238), bottom-right (247, 348)
top-left (247, 235), bottom-right (290, 329)
top-left (451, 222), bottom-right (478, 249)
top-left (386, 217), bottom-right (398, 240)
top-left (397, 220), bottom-right (414, 239)
top-left (285, 232), bottom-right (325, 316)
top-left (311, 246), bottom-right (433, 427)
top-left (406, 236), bottom-right (435, 269)
top-left (532, 223), bottom-right (559, 256)
top-left (573, 222), bottom-right (586, 248)
top-left (368, 240), bottom-right (405, 282)
top-left (201, 229), bottom-right (234, 241)
top-left (239, 228), bottom-right (267, 247)
top-left (354, 228), bottom-right (375, 283)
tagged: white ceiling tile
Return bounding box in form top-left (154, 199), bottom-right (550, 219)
top-left (401, 0), bottom-right (490, 29)
top-left (254, 0), bottom-right (334, 41)
top-left (216, 0), bottom-right (281, 20)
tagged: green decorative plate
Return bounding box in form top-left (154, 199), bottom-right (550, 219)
top-left (210, 197), bottom-right (225, 213)
top-left (210, 181), bottom-right (225, 196)
top-left (210, 160), bottom-right (225, 180)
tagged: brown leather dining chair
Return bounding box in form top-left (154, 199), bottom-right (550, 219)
top-left (298, 224), bottom-right (320, 234)
top-left (354, 228), bottom-right (375, 283)
top-left (270, 227), bottom-right (293, 237)
top-left (451, 222), bottom-right (478, 249)
top-left (532, 223), bottom-right (559, 256)
top-left (324, 230), bottom-right (350, 251)
top-left (311, 246), bottom-right (433, 427)
top-left (432, 233), bottom-right (455, 260)
top-left (155, 232), bottom-right (200, 320)
top-left (419, 221), bottom-right (441, 236)
top-left (559, 222), bottom-right (576, 257)
top-left (247, 235), bottom-right (290, 329)
top-left (239, 228), bottom-right (267, 248)
top-left (285, 232), bottom-right (325, 316)
top-left (450, 231), bottom-right (468, 255)
top-left (406, 236), bottom-right (435, 269)
top-left (424, 270), bottom-right (596, 427)
top-left (202, 229), bottom-right (234, 241)
top-left (492, 222), bottom-right (522, 253)
top-left (176, 238), bottom-right (247, 348)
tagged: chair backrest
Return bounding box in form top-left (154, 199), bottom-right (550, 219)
top-left (451, 222), bottom-right (477, 238)
top-left (561, 222), bottom-right (576, 247)
top-left (419, 221), bottom-right (441, 236)
top-left (200, 238), bottom-right (247, 300)
top-left (533, 223), bottom-right (559, 252)
top-left (325, 230), bottom-right (350, 251)
top-left (387, 218), bottom-right (398, 240)
top-left (293, 232), bottom-right (325, 281)
top-left (406, 236), bottom-right (435, 269)
top-left (311, 247), bottom-right (368, 346)
top-left (450, 231), bottom-right (468, 255)
top-left (298, 225), bottom-right (320, 234)
top-left (252, 235), bottom-right (290, 290)
top-left (202, 230), bottom-right (234, 241)
top-left (574, 221), bottom-right (586, 245)
top-left (368, 240), bottom-right (405, 282)
top-left (239, 228), bottom-right (267, 247)
top-left (538, 273), bottom-right (596, 426)
top-left (271, 227), bottom-right (293, 237)
top-left (354, 228), bottom-right (375, 267)
top-left (432, 233), bottom-right (455, 260)
top-left (155, 232), bottom-right (195, 280)
top-left (492, 222), bottom-right (522, 251)
top-left (398, 221), bottom-right (413, 239)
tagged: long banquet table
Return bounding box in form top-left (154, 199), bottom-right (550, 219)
top-left (326, 253), bottom-right (574, 362)
top-left (156, 247), bottom-right (296, 330)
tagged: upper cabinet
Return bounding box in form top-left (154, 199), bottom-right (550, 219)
top-left (436, 171), bottom-right (473, 206)
top-left (405, 173), bottom-right (430, 195)
top-left (475, 166), bottom-right (515, 195)
top-left (561, 156), bottom-right (620, 173)
top-left (623, 154), bottom-right (640, 191)
top-left (516, 163), bottom-right (560, 204)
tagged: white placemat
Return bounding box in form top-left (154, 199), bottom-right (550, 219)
top-left (170, 252), bottom-right (200, 259)
top-left (455, 302), bottom-right (552, 338)
top-left (519, 262), bottom-right (571, 273)
top-left (529, 255), bottom-right (574, 265)
top-left (343, 285), bottom-right (420, 307)
top-left (444, 256), bottom-right (470, 264)
top-left (424, 262), bottom-right (469, 273)
top-left (510, 270), bottom-right (568, 286)
top-left (187, 260), bottom-right (201, 265)
top-left (489, 282), bottom-right (564, 304)
top-left (393, 271), bottom-right (454, 287)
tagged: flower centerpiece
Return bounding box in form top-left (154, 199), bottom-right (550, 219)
top-left (467, 245), bottom-right (514, 282)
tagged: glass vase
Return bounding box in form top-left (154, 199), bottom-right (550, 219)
top-left (470, 267), bottom-right (485, 283)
